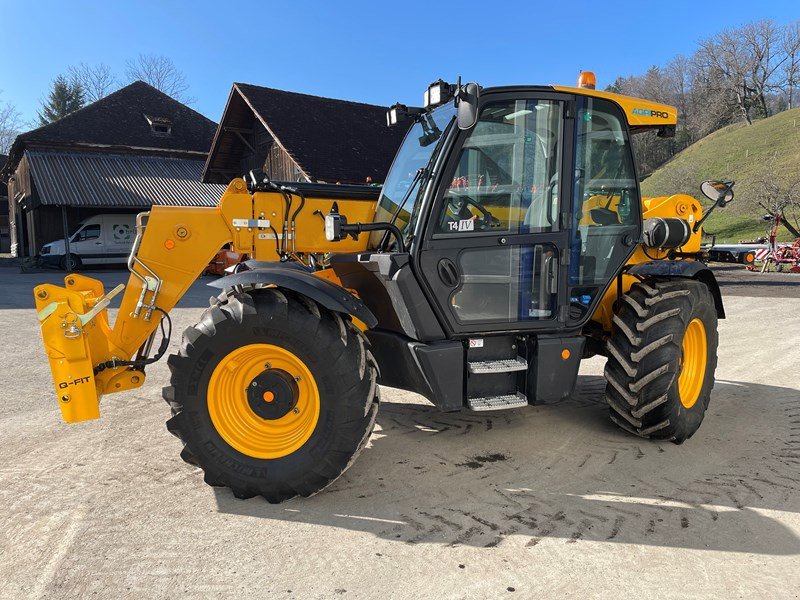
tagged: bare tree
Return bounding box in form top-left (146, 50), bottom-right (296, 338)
top-left (741, 19), bottom-right (787, 118)
top-left (125, 54), bottom-right (193, 102)
top-left (750, 155), bottom-right (800, 235)
top-left (695, 27), bottom-right (757, 124)
top-left (780, 21), bottom-right (800, 109)
top-left (694, 20), bottom-right (791, 124)
top-left (0, 90), bottom-right (22, 154)
top-left (68, 62), bottom-right (117, 103)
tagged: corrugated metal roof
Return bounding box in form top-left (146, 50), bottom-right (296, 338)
top-left (26, 150), bottom-right (225, 208)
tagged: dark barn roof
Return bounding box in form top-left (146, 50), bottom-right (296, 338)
top-left (25, 150), bottom-right (224, 208)
top-left (2, 81), bottom-right (218, 181)
top-left (203, 83), bottom-right (408, 184)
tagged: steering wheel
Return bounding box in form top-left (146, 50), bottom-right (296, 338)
top-left (447, 193), bottom-right (500, 230)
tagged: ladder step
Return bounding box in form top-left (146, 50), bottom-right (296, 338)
top-left (468, 357), bottom-right (528, 374)
top-left (467, 392), bottom-right (528, 412)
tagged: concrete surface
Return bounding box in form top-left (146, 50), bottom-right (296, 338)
top-left (0, 266), bottom-right (798, 599)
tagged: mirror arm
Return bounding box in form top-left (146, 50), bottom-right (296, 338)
top-left (693, 202), bottom-right (719, 233)
top-left (341, 222), bottom-right (407, 253)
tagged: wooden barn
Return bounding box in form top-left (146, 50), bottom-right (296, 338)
top-left (202, 83), bottom-right (407, 185)
top-left (1, 81), bottom-right (224, 258)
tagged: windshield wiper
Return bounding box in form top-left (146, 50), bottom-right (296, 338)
top-left (379, 167), bottom-right (426, 252)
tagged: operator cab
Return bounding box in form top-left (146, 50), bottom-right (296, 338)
top-left (326, 75), bottom-right (676, 410)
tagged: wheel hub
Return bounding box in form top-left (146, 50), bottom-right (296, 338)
top-left (207, 343), bottom-right (320, 459)
top-left (247, 369), bottom-right (299, 420)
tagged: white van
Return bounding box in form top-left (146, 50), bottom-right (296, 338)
top-left (40, 214), bottom-right (137, 270)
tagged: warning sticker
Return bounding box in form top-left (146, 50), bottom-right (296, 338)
top-left (469, 338), bottom-right (484, 348)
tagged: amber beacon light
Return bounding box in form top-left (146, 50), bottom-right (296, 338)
top-left (577, 70), bottom-right (596, 89)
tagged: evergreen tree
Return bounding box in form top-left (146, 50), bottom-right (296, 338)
top-left (38, 75), bottom-right (85, 125)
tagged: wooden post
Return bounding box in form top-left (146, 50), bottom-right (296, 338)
top-left (61, 205), bottom-right (73, 270)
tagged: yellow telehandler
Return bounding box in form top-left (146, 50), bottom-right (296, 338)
top-left (34, 73), bottom-right (733, 502)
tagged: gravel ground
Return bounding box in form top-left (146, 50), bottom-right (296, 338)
top-left (710, 263), bottom-right (800, 298)
top-left (0, 266), bottom-right (798, 599)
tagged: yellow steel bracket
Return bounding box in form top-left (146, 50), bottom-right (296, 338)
top-left (34, 275), bottom-right (141, 422)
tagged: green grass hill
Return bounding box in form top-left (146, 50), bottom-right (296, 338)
top-left (641, 106), bottom-right (800, 243)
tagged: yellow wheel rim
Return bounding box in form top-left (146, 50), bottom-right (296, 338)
top-left (207, 344), bottom-right (320, 459)
top-left (677, 318), bottom-right (707, 409)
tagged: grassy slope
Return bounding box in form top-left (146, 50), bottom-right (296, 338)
top-left (640, 107), bottom-right (800, 242)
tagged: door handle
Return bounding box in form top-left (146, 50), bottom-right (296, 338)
top-left (437, 258), bottom-right (460, 288)
top-left (543, 254), bottom-right (558, 295)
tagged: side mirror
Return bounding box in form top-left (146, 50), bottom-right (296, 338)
top-left (700, 180), bottom-right (734, 207)
top-left (456, 82), bottom-right (480, 130)
top-left (694, 180), bottom-right (735, 233)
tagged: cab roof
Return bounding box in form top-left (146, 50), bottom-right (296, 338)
top-left (478, 84), bottom-right (677, 134)
top-left (552, 85), bottom-right (677, 131)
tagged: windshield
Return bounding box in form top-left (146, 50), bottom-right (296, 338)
top-left (371, 104), bottom-right (456, 247)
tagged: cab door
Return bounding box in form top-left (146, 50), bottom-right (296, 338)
top-left (417, 93), bottom-right (573, 335)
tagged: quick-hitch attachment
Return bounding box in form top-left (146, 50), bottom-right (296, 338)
top-left (34, 275), bottom-right (146, 422)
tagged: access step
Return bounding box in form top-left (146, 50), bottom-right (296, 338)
top-left (468, 356), bottom-right (528, 374)
top-left (467, 392), bottom-right (528, 412)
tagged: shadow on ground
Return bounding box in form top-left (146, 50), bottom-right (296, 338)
top-left (210, 377), bottom-right (800, 554)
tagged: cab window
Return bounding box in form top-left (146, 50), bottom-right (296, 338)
top-left (435, 99), bottom-right (563, 235)
top-left (568, 96), bottom-right (640, 319)
top-left (72, 224), bottom-right (101, 242)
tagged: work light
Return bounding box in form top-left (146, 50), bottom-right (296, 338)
top-left (386, 104), bottom-right (405, 127)
top-left (386, 103), bottom-right (424, 127)
top-left (325, 211), bottom-right (343, 241)
top-left (423, 80), bottom-right (453, 109)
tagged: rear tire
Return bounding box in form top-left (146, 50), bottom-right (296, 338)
top-left (603, 278), bottom-right (718, 443)
top-left (163, 288), bottom-right (379, 502)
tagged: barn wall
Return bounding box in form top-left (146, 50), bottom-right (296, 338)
top-left (7, 155), bottom-right (33, 256)
top-left (235, 122), bottom-right (305, 182)
top-left (263, 143), bottom-right (304, 182)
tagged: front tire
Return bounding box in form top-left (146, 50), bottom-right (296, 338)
top-left (163, 288), bottom-right (379, 502)
top-left (604, 278), bottom-right (718, 443)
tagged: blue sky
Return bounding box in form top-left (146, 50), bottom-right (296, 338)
top-left (1, 0), bottom-right (797, 126)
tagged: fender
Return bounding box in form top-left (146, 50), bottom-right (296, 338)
top-left (208, 263), bottom-right (378, 328)
top-left (627, 260), bottom-right (725, 319)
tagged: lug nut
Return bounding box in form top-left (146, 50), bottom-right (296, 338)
top-left (265, 362), bottom-right (271, 369)
top-left (252, 381), bottom-right (258, 387)
top-left (294, 375), bottom-right (302, 382)
top-left (293, 408), bottom-right (300, 414)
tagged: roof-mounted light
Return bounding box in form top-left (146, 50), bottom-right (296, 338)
top-left (577, 71), bottom-right (597, 90)
top-left (386, 103), bottom-right (424, 127)
top-left (423, 79), bottom-right (455, 109)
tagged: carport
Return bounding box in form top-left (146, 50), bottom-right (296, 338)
top-left (20, 150), bottom-right (223, 266)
